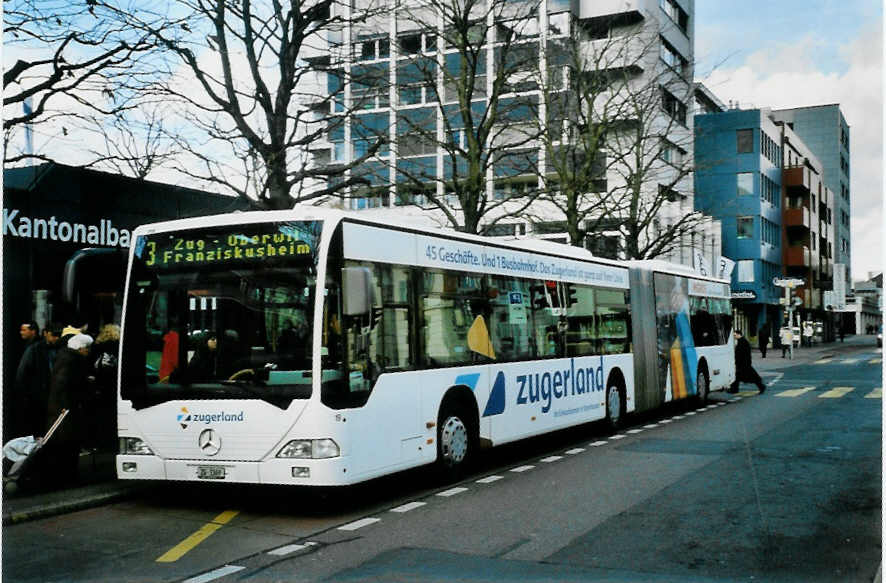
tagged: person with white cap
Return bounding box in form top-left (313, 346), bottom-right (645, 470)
top-left (41, 333), bottom-right (95, 486)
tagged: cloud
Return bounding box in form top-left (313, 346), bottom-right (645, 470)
top-left (700, 23), bottom-right (883, 280)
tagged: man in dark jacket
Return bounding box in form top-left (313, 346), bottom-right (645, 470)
top-left (728, 330), bottom-right (766, 394)
top-left (14, 323), bottom-right (62, 438)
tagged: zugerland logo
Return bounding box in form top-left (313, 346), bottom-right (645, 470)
top-left (176, 407), bottom-right (245, 430)
top-left (458, 356), bottom-right (607, 417)
top-left (516, 356), bottom-right (605, 413)
top-left (177, 407), bottom-right (191, 429)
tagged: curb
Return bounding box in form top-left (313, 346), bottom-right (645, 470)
top-left (3, 483), bottom-right (144, 525)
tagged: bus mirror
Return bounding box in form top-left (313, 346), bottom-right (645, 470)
top-left (342, 267), bottom-right (374, 316)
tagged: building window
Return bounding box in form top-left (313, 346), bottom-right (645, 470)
top-left (736, 217), bottom-right (753, 239)
top-left (737, 260), bottom-right (754, 282)
top-left (737, 172), bottom-right (754, 196)
top-left (659, 0), bottom-right (688, 34)
top-left (659, 37), bottom-right (687, 75)
top-left (660, 87), bottom-right (687, 126)
top-left (660, 139), bottom-right (685, 166)
top-left (736, 129), bottom-right (753, 153)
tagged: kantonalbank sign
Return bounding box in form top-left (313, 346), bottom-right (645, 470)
top-left (3, 208), bottom-right (132, 247)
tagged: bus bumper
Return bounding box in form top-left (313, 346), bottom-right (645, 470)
top-left (116, 455), bottom-right (355, 486)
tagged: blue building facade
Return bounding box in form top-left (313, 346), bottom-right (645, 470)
top-left (694, 109), bottom-right (786, 336)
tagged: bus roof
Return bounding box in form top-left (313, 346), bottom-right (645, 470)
top-left (628, 259), bottom-right (730, 285)
top-left (131, 205), bottom-right (631, 272)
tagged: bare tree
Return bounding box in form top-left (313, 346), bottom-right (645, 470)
top-left (103, 0), bottom-right (390, 210)
top-left (384, 0), bottom-right (544, 234)
top-left (3, 0), bottom-right (157, 165)
top-left (80, 104), bottom-right (182, 179)
top-left (535, 12), bottom-right (709, 261)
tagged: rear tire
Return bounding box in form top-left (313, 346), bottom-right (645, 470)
top-left (605, 381), bottom-right (625, 432)
top-left (436, 403), bottom-right (476, 482)
top-left (696, 368), bottom-right (709, 405)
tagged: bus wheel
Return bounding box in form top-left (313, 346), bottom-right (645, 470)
top-left (696, 368), bottom-right (709, 405)
top-left (605, 381), bottom-right (625, 432)
top-left (437, 405), bottom-right (474, 481)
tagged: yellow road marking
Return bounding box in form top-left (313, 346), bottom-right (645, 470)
top-left (820, 386), bottom-right (854, 399)
top-left (869, 358), bottom-right (882, 364)
top-left (776, 387), bottom-right (815, 398)
top-left (156, 510), bottom-right (239, 563)
top-left (865, 388), bottom-right (882, 399)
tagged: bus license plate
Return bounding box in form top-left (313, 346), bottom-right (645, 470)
top-left (197, 466), bottom-right (225, 480)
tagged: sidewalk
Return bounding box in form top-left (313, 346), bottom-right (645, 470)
top-left (754, 333), bottom-right (878, 373)
top-left (2, 450), bottom-right (145, 525)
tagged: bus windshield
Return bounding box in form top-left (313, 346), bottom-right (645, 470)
top-left (120, 221), bottom-right (323, 409)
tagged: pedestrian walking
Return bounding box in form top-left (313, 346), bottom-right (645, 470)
top-left (728, 330), bottom-right (766, 394)
top-left (779, 327), bottom-right (793, 358)
top-left (758, 325), bottom-right (770, 358)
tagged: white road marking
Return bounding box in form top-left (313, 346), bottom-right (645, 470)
top-left (819, 386), bottom-right (854, 399)
top-left (627, 429), bottom-right (643, 434)
top-left (643, 424), bottom-right (659, 429)
top-left (184, 565), bottom-right (246, 583)
top-left (815, 359), bottom-right (833, 364)
top-left (565, 448), bottom-right (585, 454)
top-left (267, 542), bottom-right (317, 556)
top-left (660, 419), bottom-right (673, 424)
top-left (510, 465), bottom-right (535, 473)
top-left (338, 517), bottom-right (380, 531)
top-left (671, 415), bottom-right (685, 420)
top-left (865, 388), bottom-right (882, 399)
top-left (684, 411), bottom-right (697, 416)
top-left (390, 502), bottom-right (427, 513)
top-left (841, 359), bottom-right (859, 365)
top-left (541, 455), bottom-right (563, 462)
top-left (476, 475), bottom-right (503, 484)
top-left (590, 440), bottom-right (607, 447)
top-left (437, 487), bottom-right (468, 497)
top-left (610, 434), bottom-right (626, 440)
top-left (776, 387), bottom-right (816, 398)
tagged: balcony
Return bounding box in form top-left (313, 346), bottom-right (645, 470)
top-left (784, 245), bottom-right (811, 267)
top-left (782, 166), bottom-right (820, 197)
top-left (783, 207), bottom-right (810, 230)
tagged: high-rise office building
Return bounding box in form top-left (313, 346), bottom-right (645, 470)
top-left (308, 0), bottom-right (720, 266)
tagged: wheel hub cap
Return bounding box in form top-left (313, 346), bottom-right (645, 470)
top-left (441, 416), bottom-right (468, 464)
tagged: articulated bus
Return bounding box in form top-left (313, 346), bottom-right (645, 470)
top-left (116, 207), bottom-right (734, 485)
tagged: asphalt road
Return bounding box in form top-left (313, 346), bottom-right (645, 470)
top-left (3, 339), bottom-right (881, 583)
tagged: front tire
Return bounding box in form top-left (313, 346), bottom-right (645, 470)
top-left (436, 404), bottom-right (476, 482)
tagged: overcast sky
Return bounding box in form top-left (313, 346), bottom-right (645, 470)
top-left (694, 0), bottom-right (883, 282)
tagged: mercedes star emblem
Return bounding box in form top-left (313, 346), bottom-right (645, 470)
top-left (198, 429), bottom-right (221, 456)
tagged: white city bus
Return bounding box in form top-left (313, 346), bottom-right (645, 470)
top-left (116, 207), bottom-right (734, 485)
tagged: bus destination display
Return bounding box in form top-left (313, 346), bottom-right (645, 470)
top-left (138, 231), bottom-right (312, 269)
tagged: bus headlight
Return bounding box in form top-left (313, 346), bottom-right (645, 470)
top-left (119, 437), bottom-right (154, 455)
top-left (277, 438), bottom-right (340, 459)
